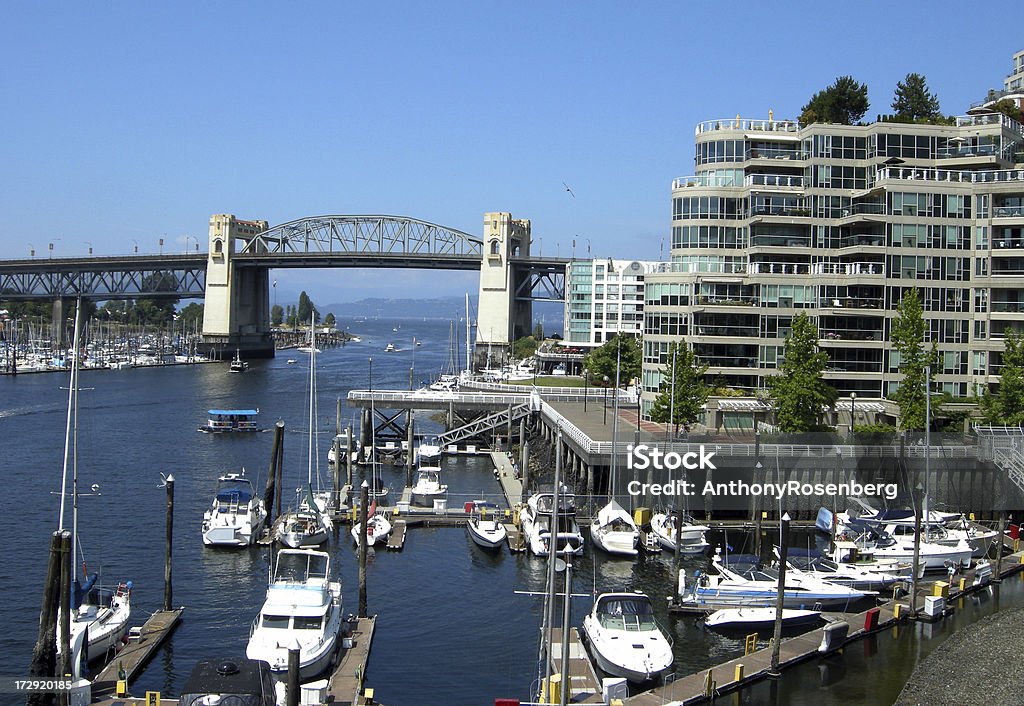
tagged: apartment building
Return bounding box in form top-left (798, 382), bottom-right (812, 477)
top-left (640, 111), bottom-right (1024, 416)
top-left (565, 259), bottom-right (659, 347)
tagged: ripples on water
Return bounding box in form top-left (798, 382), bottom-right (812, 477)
top-left (1, 316), bottom-right (847, 705)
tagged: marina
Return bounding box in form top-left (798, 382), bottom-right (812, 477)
top-left (7, 316), bottom-right (1024, 706)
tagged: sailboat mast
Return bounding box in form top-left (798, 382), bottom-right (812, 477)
top-left (58, 300), bottom-right (84, 533)
top-left (308, 317), bottom-right (316, 486)
top-left (464, 293), bottom-right (471, 374)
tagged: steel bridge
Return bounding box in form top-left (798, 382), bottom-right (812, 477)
top-left (0, 213), bottom-right (568, 357)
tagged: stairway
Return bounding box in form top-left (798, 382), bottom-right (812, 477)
top-left (437, 403), bottom-right (531, 449)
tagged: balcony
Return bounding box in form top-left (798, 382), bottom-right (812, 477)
top-left (696, 118), bottom-right (801, 135)
top-left (812, 262), bottom-right (885, 277)
top-left (750, 234), bottom-right (811, 247)
top-left (750, 262), bottom-right (811, 275)
top-left (991, 301), bottom-right (1024, 313)
top-left (993, 206), bottom-right (1024, 218)
top-left (820, 297), bottom-right (885, 310)
top-left (747, 147), bottom-right (809, 161)
top-left (745, 174), bottom-right (806, 189)
top-left (672, 174), bottom-right (744, 189)
top-left (935, 144), bottom-right (999, 160)
top-left (877, 166), bottom-right (1024, 185)
top-left (820, 330), bottom-right (883, 342)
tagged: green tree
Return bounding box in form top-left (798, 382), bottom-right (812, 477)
top-left (513, 335), bottom-right (538, 360)
top-left (323, 312), bottom-right (336, 328)
top-left (990, 98), bottom-right (1024, 124)
top-left (296, 291), bottom-right (317, 324)
top-left (271, 304), bottom-right (284, 326)
top-left (533, 322), bottom-right (544, 340)
top-left (649, 342), bottom-right (710, 434)
top-left (982, 330), bottom-right (1024, 425)
top-left (767, 313), bottom-right (836, 432)
top-left (584, 333), bottom-right (642, 386)
top-left (891, 289), bottom-right (939, 430)
top-left (799, 75), bottom-right (869, 125)
top-left (176, 302), bottom-right (204, 330)
top-left (891, 73), bottom-right (941, 122)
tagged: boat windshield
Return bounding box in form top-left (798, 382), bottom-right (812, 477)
top-left (596, 596), bottom-right (657, 631)
top-left (274, 552), bottom-right (329, 583)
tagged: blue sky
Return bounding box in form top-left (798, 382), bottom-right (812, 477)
top-left (0, 3), bottom-right (1018, 303)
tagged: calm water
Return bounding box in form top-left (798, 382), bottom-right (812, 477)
top-left (4, 316), bottom-right (1021, 705)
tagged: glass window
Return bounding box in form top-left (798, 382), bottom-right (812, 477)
top-left (294, 616), bottom-right (323, 630)
top-left (262, 615), bottom-right (291, 629)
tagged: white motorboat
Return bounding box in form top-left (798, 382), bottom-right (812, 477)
top-left (177, 658), bottom-right (276, 706)
top-left (581, 592), bottom-right (674, 683)
top-left (878, 519), bottom-right (998, 559)
top-left (385, 343), bottom-right (396, 352)
top-left (229, 349), bottom-right (248, 373)
top-left (705, 607), bottom-right (822, 632)
top-left (416, 435), bottom-right (443, 464)
top-left (679, 552), bottom-right (871, 609)
top-left (54, 307), bottom-right (132, 674)
top-left (838, 519), bottom-right (973, 571)
top-left (465, 501), bottom-right (507, 550)
top-left (782, 548), bottom-right (908, 591)
top-left (246, 549), bottom-right (342, 681)
top-left (589, 499), bottom-right (639, 556)
top-left (519, 489), bottom-right (584, 556)
top-left (327, 437), bottom-right (362, 466)
top-left (410, 465), bottom-right (448, 507)
top-left (650, 510), bottom-right (710, 554)
top-left (202, 472), bottom-right (268, 547)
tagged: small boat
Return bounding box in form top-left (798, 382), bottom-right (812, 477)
top-left (246, 549), bottom-right (343, 681)
top-left (385, 343), bottom-right (396, 352)
top-left (351, 503), bottom-right (393, 547)
top-left (202, 472), bottom-right (268, 547)
top-left (287, 359), bottom-right (297, 365)
top-left (589, 499), bottom-right (639, 556)
top-left (178, 658), bottom-right (276, 706)
top-left (416, 435), bottom-right (443, 464)
top-left (465, 501), bottom-right (507, 549)
top-left (582, 592), bottom-right (674, 683)
top-left (198, 409), bottom-right (260, 433)
top-left (229, 349), bottom-right (248, 373)
top-left (411, 465), bottom-right (448, 507)
top-left (650, 510), bottom-right (710, 554)
top-left (519, 488), bottom-right (584, 556)
top-left (705, 607), bottom-right (822, 632)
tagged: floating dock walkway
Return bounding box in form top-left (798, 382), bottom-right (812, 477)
top-left (91, 608), bottom-right (184, 698)
top-left (325, 615), bottom-right (378, 706)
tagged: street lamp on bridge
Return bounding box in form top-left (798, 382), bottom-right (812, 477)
top-left (159, 237), bottom-right (164, 255)
top-left (132, 239), bottom-right (138, 254)
top-left (28, 243), bottom-right (35, 257)
top-left (85, 241), bottom-right (92, 256)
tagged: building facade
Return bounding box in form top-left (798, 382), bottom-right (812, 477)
top-left (641, 112), bottom-right (1024, 417)
top-left (565, 258), bottom-right (659, 347)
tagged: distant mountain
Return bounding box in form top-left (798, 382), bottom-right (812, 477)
top-left (323, 296), bottom-right (476, 319)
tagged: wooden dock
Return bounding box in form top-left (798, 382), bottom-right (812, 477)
top-left (505, 523), bottom-right (526, 552)
top-left (491, 451), bottom-right (524, 507)
top-left (325, 616), bottom-right (377, 706)
top-left (386, 519), bottom-right (407, 550)
top-left (545, 627), bottom-right (604, 704)
top-left (92, 608), bottom-right (184, 696)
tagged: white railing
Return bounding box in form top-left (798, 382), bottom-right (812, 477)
top-left (696, 118), bottom-right (801, 134)
top-left (745, 174), bottom-right (806, 189)
top-left (877, 166), bottom-right (1024, 185)
top-left (810, 262), bottom-right (885, 276)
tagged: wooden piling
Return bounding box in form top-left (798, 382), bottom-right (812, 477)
top-left (406, 418), bottom-right (415, 487)
top-left (286, 645), bottom-right (300, 706)
top-left (332, 432), bottom-right (342, 511)
top-left (275, 428), bottom-right (285, 519)
top-left (265, 422), bottom-right (285, 525)
top-left (164, 474), bottom-right (174, 611)
top-left (58, 529), bottom-right (71, 683)
top-left (28, 531), bottom-right (65, 705)
top-left (345, 426), bottom-right (353, 487)
top-left (358, 481), bottom-right (369, 618)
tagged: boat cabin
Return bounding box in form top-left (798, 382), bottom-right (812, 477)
top-left (215, 476), bottom-right (255, 512)
top-left (201, 409), bottom-right (260, 433)
top-left (178, 658), bottom-right (276, 706)
top-left (593, 593), bottom-right (658, 631)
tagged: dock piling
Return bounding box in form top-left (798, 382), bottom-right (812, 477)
top-left (164, 473), bottom-right (174, 611)
top-left (265, 422), bottom-right (285, 525)
top-left (345, 425), bottom-right (353, 487)
top-left (358, 480), bottom-right (369, 617)
top-left (29, 531), bottom-right (69, 695)
top-left (58, 528), bottom-right (72, 682)
top-left (286, 642), bottom-right (300, 706)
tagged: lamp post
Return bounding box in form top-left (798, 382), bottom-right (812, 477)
top-left (132, 239), bottom-right (138, 255)
top-left (48, 242), bottom-right (54, 258)
top-left (159, 237), bottom-right (164, 255)
top-left (850, 392), bottom-right (857, 440)
top-left (603, 375), bottom-right (609, 424)
top-left (85, 241), bottom-right (93, 256)
top-left (368, 357), bottom-right (373, 392)
top-left (28, 243), bottom-right (35, 257)
top-left (769, 512), bottom-right (792, 677)
top-left (583, 365), bottom-right (589, 412)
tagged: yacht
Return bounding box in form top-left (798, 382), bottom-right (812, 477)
top-left (679, 552), bottom-right (871, 609)
top-left (581, 592), bottom-right (674, 683)
top-left (519, 489), bottom-right (584, 556)
top-left (705, 607), bottom-right (822, 633)
top-left (650, 510), bottom-right (710, 554)
top-left (465, 500), bottom-right (507, 550)
top-left (589, 499), bottom-right (639, 556)
top-left (246, 549), bottom-right (342, 680)
top-left (410, 465), bottom-right (448, 507)
top-left (178, 658), bottom-right (276, 706)
top-left (202, 472), bottom-right (268, 547)
top-left (782, 547), bottom-right (909, 592)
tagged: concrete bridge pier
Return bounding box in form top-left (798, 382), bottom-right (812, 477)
top-left (199, 214), bottom-right (275, 359)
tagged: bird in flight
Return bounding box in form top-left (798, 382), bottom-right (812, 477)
top-left (562, 181), bottom-right (575, 198)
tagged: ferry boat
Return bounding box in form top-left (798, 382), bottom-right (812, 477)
top-left (246, 549), bottom-right (342, 681)
top-left (229, 350), bottom-right (248, 373)
top-left (199, 409), bottom-right (260, 433)
top-left (202, 472), bottom-right (268, 547)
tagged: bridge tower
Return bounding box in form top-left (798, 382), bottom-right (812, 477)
top-left (475, 211), bottom-right (532, 369)
top-left (200, 214), bottom-right (274, 359)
